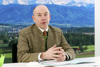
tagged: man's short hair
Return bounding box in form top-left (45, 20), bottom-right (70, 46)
top-left (33, 5), bottom-right (50, 16)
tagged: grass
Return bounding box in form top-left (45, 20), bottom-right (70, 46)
top-left (72, 45), bottom-right (94, 52)
top-left (0, 44), bottom-right (8, 47)
top-left (0, 53), bottom-right (12, 63)
top-left (83, 45), bottom-right (94, 52)
top-left (4, 53), bottom-right (12, 58)
top-left (4, 58), bottom-right (12, 63)
top-left (0, 45), bottom-right (94, 63)
top-left (72, 45), bottom-right (95, 58)
top-left (76, 54), bottom-right (94, 58)
top-left (76, 51), bottom-right (95, 58)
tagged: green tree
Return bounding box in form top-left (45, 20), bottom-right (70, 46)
top-left (3, 38), bottom-right (9, 43)
top-left (0, 49), bottom-right (3, 54)
top-left (79, 43), bottom-right (84, 52)
top-left (0, 34), bottom-right (9, 43)
top-left (8, 39), bottom-right (18, 48)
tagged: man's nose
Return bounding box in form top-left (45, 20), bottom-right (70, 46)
top-left (41, 15), bottom-right (46, 19)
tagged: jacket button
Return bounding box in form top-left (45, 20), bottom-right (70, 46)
top-left (42, 39), bottom-right (45, 41)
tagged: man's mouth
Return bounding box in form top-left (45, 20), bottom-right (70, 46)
top-left (41, 22), bottom-right (46, 24)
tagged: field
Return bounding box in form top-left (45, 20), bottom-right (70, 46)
top-left (76, 51), bottom-right (94, 58)
top-left (0, 45), bottom-right (94, 63)
top-left (73, 45), bottom-right (94, 58)
top-left (83, 45), bottom-right (94, 52)
top-left (0, 44), bottom-right (9, 47)
top-left (73, 45), bottom-right (94, 51)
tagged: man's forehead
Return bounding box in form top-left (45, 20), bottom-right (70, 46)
top-left (35, 5), bottom-right (48, 10)
top-left (33, 5), bottom-right (49, 15)
top-left (37, 12), bottom-right (48, 14)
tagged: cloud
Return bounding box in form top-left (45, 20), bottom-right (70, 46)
top-left (74, 0), bottom-right (94, 4)
top-left (52, 0), bottom-right (72, 5)
top-left (3, 0), bottom-right (14, 5)
top-left (18, 0), bottom-right (28, 5)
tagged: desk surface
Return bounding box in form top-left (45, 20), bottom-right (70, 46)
top-left (2, 57), bottom-right (100, 67)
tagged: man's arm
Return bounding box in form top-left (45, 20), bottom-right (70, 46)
top-left (40, 30), bottom-right (75, 61)
top-left (60, 31), bottom-right (76, 60)
top-left (17, 31), bottom-right (39, 62)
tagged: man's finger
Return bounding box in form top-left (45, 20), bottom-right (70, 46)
top-left (51, 45), bottom-right (56, 48)
top-left (57, 55), bottom-right (66, 61)
top-left (53, 47), bottom-right (62, 51)
top-left (60, 49), bottom-right (64, 52)
top-left (52, 57), bottom-right (58, 60)
top-left (53, 54), bottom-right (62, 58)
top-left (53, 51), bottom-right (63, 54)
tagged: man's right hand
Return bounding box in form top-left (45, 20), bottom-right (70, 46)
top-left (40, 45), bottom-right (63, 60)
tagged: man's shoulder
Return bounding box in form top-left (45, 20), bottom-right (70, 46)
top-left (49, 25), bottom-right (62, 33)
top-left (19, 24), bottom-right (35, 34)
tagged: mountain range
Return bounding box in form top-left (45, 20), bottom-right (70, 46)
top-left (0, 0), bottom-right (94, 7)
top-left (0, 0), bottom-right (94, 27)
top-left (0, 4), bottom-right (94, 27)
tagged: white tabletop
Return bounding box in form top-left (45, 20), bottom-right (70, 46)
top-left (2, 57), bottom-right (100, 67)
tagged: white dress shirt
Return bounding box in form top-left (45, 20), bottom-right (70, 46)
top-left (37, 27), bottom-right (48, 61)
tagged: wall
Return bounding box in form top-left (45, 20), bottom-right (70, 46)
top-left (95, 0), bottom-right (100, 56)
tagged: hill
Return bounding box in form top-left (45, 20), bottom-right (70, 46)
top-left (0, 4), bottom-right (94, 27)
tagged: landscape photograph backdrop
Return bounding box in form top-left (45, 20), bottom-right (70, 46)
top-left (0, 0), bottom-right (94, 63)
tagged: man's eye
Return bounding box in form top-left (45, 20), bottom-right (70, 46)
top-left (44, 14), bottom-right (47, 16)
top-left (38, 15), bottom-right (41, 16)
top-left (45, 14), bottom-right (47, 16)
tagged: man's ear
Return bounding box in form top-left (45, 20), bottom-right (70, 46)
top-left (49, 14), bottom-right (51, 20)
top-left (32, 15), bottom-right (35, 22)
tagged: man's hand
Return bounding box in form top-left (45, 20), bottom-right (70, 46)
top-left (40, 45), bottom-right (66, 61)
top-left (56, 49), bottom-right (66, 61)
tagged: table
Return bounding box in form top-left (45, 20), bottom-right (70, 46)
top-left (2, 57), bottom-right (100, 67)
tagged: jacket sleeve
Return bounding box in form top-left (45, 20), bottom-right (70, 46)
top-left (17, 31), bottom-right (39, 62)
top-left (60, 31), bottom-right (76, 60)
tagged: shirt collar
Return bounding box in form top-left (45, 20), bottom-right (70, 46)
top-left (38, 27), bottom-right (48, 32)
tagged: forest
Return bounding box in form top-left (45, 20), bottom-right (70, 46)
top-left (64, 33), bottom-right (94, 46)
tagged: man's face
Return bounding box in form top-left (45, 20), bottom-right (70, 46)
top-left (32, 5), bottom-right (50, 30)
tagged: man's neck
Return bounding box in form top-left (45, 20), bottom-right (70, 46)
top-left (38, 27), bottom-right (48, 32)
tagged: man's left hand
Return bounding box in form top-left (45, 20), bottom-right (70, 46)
top-left (56, 49), bottom-right (66, 61)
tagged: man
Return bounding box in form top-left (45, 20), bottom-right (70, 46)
top-left (17, 5), bottom-right (75, 62)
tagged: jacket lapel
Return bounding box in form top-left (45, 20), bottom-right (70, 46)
top-left (47, 27), bottom-right (55, 49)
top-left (32, 25), bottom-right (45, 52)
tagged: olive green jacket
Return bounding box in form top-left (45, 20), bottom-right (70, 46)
top-left (17, 24), bottom-right (75, 62)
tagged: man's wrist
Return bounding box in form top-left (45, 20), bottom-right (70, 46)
top-left (40, 52), bottom-right (46, 60)
top-left (38, 53), bottom-right (43, 61)
top-left (65, 54), bottom-right (70, 60)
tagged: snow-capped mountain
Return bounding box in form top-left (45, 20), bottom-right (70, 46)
top-left (0, 0), bottom-right (94, 7)
top-left (0, 4), bottom-right (94, 27)
top-left (67, 0), bottom-right (87, 7)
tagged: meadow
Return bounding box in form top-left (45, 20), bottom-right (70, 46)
top-left (0, 44), bottom-right (94, 63)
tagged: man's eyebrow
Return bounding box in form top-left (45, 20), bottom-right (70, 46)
top-left (37, 12), bottom-right (48, 14)
top-left (44, 12), bottom-right (48, 14)
top-left (37, 13), bottom-right (41, 15)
